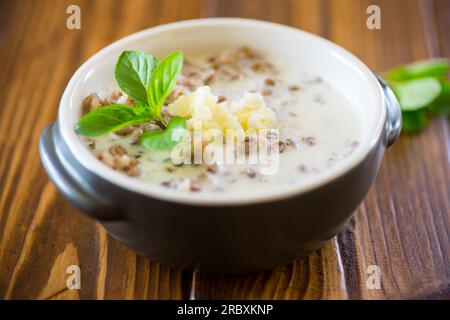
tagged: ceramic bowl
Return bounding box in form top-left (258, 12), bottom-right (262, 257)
top-left (39, 18), bottom-right (401, 273)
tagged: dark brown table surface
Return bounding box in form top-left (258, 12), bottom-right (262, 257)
top-left (0, 0), bottom-right (449, 300)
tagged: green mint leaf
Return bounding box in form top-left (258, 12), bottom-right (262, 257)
top-left (387, 58), bottom-right (449, 81)
top-left (147, 51), bottom-right (183, 117)
top-left (140, 117), bottom-right (187, 150)
top-left (390, 77), bottom-right (442, 111)
top-left (115, 51), bottom-right (157, 105)
top-left (135, 100), bottom-right (150, 110)
top-left (75, 104), bottom-right (152, 137)
top-left (429, 80), bottom-right (450, 114)
top-left (401, 110), bottom-right (428, 133)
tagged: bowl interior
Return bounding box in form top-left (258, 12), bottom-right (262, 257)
top-left (59, 18), bottom-right (385, 205)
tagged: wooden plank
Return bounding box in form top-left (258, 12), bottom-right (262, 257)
top-left (0, 0), bottom-right (449, 300)
top-left (434, 0), bottom-right (450, 57)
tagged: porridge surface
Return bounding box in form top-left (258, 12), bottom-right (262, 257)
top-left (81, 47), bottom-right (362, 195)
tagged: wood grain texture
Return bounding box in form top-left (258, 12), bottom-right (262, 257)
top-left (0, 0), bottom-right (449, 300)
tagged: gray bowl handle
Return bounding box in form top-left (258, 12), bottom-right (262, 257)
top-left (377, 76), bottom-right (402, 147)
top-left (39, 124), bottom-right (121, 221)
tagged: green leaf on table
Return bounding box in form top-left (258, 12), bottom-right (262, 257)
top-left (401, 110), bottom-right (428, 133)
top-left (147, 51), bottom-right (183, 117)
top-left (391, 77), bottom-right (442, 111)
top-left (140, 117), bottom-right (187, 150)
top-left (115, 51), bottom-right (157, 105)
top-left (75, 104), bottom-right (152, 137)
top-left (429, 80), bottom-right (450, 115)
top-left (387, 58), bottom-right (449, 81)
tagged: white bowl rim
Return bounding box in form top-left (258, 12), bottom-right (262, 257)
top-left (58, 17), bottom-right (386, 206)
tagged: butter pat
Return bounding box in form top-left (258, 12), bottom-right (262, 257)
top-left (167, 86), bottom-right (277, 135)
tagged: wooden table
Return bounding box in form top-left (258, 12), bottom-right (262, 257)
top-left (1, 0), bottom-right (449, 300)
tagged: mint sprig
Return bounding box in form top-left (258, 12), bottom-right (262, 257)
top-left (391, 77), bottom-right (442, 111)
top-left (75, 104), bottom-right (152, 137)
top-left (147, 51), bottom-right (183, 118)
top-left (75, 50), bottom-right (185, 149)
top-left (386, 58), bottom-right (450, 133)
top-left (387, 58), bottom-right (449, 81)
top-left (115, 51), bottom-right (157, 106)
top-left (140, 117), bottom-right (187, 150)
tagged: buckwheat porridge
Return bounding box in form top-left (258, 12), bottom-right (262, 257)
top-left (78, 47), bottom-right (361, 194)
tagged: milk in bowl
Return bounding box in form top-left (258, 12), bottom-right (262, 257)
top-left (78, 47), bottom-right (362, 197)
